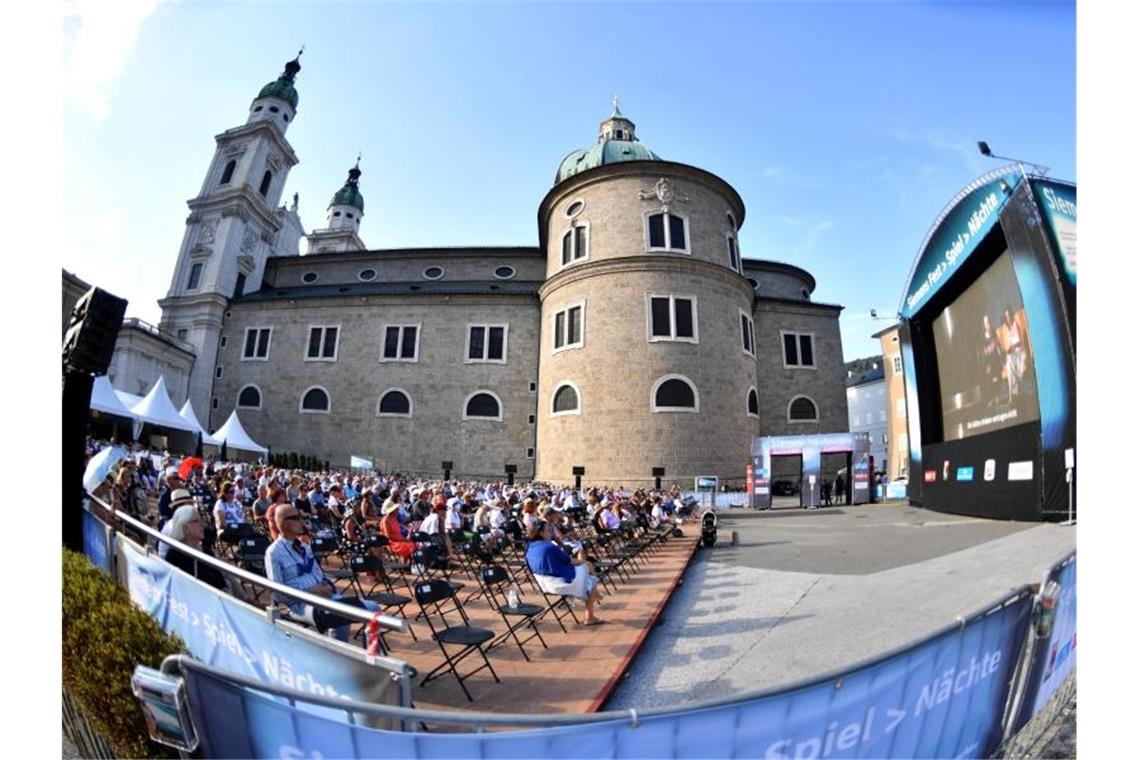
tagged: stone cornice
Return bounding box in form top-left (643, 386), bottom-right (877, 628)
top-left (538, 254), bottom-right (755, 302)
top-left (753, 297), bottom-right (844, 316)
top-left (187, 187), bottom-right (284, 232)
top-left (537, 160), bottom-right (746, 251)
top-left (214, 122), bottom-right (299, 166)
top-left (158, 292), bottom-right (230, 314)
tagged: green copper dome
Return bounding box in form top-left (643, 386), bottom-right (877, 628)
top-left (257, 53), bottom-right (302, 110)
top-left (329, 163), bottom-right (364, 212)
top-left (554, 101), bottom-right (661, 185)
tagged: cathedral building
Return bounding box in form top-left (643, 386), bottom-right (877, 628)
top-left (138, 54), bottom-right (849, 484)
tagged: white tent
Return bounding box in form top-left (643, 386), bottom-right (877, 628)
top-left (212, 410), bottom-right (268, 455)
top-left (114, 389), bottom-right (144, 409)
top-left (129, 377), bottom-right (200, 433)
top-left (89, 376), bottom-right (137, 420)
top-left (178, 400), bottom-right (223, 446)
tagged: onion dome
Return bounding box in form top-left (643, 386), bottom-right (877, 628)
top-left (258, 51), bottom-right (302, 109)
top-left (555, 98), bottom-right (661, 185)
top-left (329, 160), bottom-right (364, 212)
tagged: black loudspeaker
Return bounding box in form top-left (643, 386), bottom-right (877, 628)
top-left (63, 287), bottom-right (128, 375)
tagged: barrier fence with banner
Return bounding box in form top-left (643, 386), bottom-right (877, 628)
top-left (78, 495), bottom-right (1074, 758)
top-left (115, 535), bottom-right (408, 724)
top-left (162, 589), bottom-right (1033, 758)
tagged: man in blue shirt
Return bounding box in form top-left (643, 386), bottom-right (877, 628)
top-left (265, 505), bottom-right (379, 642)
top-left (525, 521), bottom-right (604, 625)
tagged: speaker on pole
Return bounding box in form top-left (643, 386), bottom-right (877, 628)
top-left (62, 286), bottom-right (128, 552)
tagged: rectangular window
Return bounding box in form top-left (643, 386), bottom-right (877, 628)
top-left (305, 325), bottom-right (339, 361)
top-left (234, 272), bottom-right (246, 299)
top-left (220, 336), bottom-right (228, 348)
top-left (553, 303), bottom-right (585, 352)
top-left (380, 324), bottom-right (419, 362)
top-left (561, 225), bottom-right (589, 266)
top-left (781, 331), bottom-right (816, 368)
top-left (215, 366), bottom-right (223, 379)
top-left (242, 327), bottom-right (271, 360)
top-left (740, 312), bottom-right (755, 356)
top-left (646, 212), bottom-right (689, 252)
top-left (892, 355), bottom-right (902, 374)
top-left (176, 328), bottom-right (188, 340)
top-left (526, 447), bottom-right (535, 459)
top-left (212, 397), bottom-right (219, 410)
top-left (467, 324), bottom-right (508, 363)
top-left (647, 294), bottom-right (698, 343)
top-left (727, 236), bottom-right (740, 272)
top-left (528, 414), bottom-right (536, 425)
top-left (186, 262), bottom-right (203, 291)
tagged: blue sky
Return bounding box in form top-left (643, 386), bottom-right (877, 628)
top-left (62, 1), bottom-right (1075, 361)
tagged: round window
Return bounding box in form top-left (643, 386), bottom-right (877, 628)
top-left (269, 106), bottom-right (280, 113)
top-left (302, 272), bottom-right (319, 284)
top-left (358, 269), bottom-right (377, 282)
top-left (748, 278), bottom-right (760, 290)
top-left (494, 266), bottom-right (516, 280)
top-left (565, 200), bottom-right (585, 218)
top-left (333, 211), bottom-right (342, 217)
top-left (423, 267), bottom-right (444, 280)
top-left (253, 105), bottom-right (263, 112)
top-left (346, 213), bottom-right (354, 219)
top-left (282, 114), bottom-right (289, 122)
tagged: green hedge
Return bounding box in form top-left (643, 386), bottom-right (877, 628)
top-left (62, 549), bottom-right (185, 758)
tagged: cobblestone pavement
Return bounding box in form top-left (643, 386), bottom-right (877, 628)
top-left (1026, 698), bottom-right (1076, 759)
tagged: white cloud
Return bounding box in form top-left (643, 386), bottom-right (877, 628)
top-left (63, 0), bottom-right (159, 121)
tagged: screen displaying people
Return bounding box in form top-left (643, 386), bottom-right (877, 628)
top-left (933, 250), bottom-right (1039, 441)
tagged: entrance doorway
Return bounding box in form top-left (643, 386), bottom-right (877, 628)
top-left (821, 452), bottom-right (852, 506)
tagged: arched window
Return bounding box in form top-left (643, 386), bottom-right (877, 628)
top-left (300, 386), bottom-right (330, 414)
top-left (646, 212), bottom-right (689, 252)
top-left (552, 382), bottom-right (581, 416)
top-left (259, 170), bottom-right (273, 197)
top-left (651, 375), bottom-right (699, 413)
top-left (377, 389), bottom-right (412, 417)
top-left (220, 159), bottom-right (236, 185)
top-left (237, 385), bottom-right (262, 409)
top-left (464, 391), bottom-right (502, 421)
top-left (788, 396), bottom-right (819, 422)
top-left (747, 387), bottom-right (759, 417)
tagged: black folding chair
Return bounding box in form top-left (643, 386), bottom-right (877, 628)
top-left (413, 579), bottom-right (500, 701)
top-left (347, 554), bottom-right (417, 641)
top-left (215, 521), bottom-right (255, 559)
top-left (311, 534), bottom-right (355, 587)
top-left (525, 565), bottom-right (582, 633)
top-left (478, 565), bottom-right (549, 661)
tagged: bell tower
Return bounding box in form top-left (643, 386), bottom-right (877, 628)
top-left (158, 52), bottom-right (303, 417)
top-left (306, 159), bottom-right (367, 253)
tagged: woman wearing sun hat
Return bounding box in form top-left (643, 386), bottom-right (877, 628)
top-left (379, 499), bottom-right (416, 562)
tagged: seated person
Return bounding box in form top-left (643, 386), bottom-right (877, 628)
top-left (164, 503), bottom-right (230, 593)
top-left (212, 481), bottom-right (247, 539)
top-left (525, 521), bottom-right (604, 626)
top-left (265, 505), bottom-right (379, 643)
top-left (252, 484), bottom-right (273, 525)
top-left (379, 501), bottom-right (416, 562)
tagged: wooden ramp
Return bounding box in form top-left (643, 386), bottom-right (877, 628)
top-left (383, 533), bottom-right (700, 717)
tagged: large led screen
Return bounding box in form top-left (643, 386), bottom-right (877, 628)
top-left (933, 250), bottom-right (1039, 441)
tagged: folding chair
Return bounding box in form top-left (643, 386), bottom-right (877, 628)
top-left (234, 534), bottom-right (271, 601)
top-left (310, 534), bottom-right (355, 588)
top-left (413, 579), bottom-right (500, 701)
top-left (527, 566), bottom-right (582, 633)
top-left (347, 554), bottom-right (417, 641)
top-left (215, 521), bottom-right (254, 559)
top-left (478, 565), bottom-right (549, 661)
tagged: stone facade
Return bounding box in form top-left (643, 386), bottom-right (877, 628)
top-left (102, 58), bottom-right (851, 484)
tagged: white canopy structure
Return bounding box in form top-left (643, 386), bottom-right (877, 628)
top-left (212, 410), bottom-right (268, 455)
top-left (178, 400), bottom-right (223, 446)
top-left (129, 377), bottom-right (199, 433)
top-left (89, 376), bottom-right (137, 419)
top-left (114, 389), bottom-right (144, 410)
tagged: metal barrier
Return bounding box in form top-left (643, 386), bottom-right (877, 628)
top-left (85, 493), bottom-right (408, 635)
top-left (149, 586), bottom-right (1039, 759)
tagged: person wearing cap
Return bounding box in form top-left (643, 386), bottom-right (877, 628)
top-left (526, 520), bottom-right (605, 626)
top-left (159, 489), bottom-right (198, 559)
top-left (157, 466), bottom-right (185, 527)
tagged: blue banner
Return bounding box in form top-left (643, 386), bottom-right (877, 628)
top-left (1015, 556), bottom-right (1076, 727)
top-left (183, 593), bottom-right (1030, 759)
top-left (902, 172), bottom-right (1021, 318)
top-left (1031, 180), bottom-right (1076, 287)
top-left (115, 536), bottom-right (404, 723)
top-left (83, 507), bottom-right (111, 573)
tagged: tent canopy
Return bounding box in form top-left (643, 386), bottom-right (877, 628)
top-left (90, 376), bottom-right (137, 419)
top-left (178, 400), bottom-right (223, 446)
top-left (129, 377), bottom-right (199, 434)
top-left (212, 410), bottom-right (268, 455)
